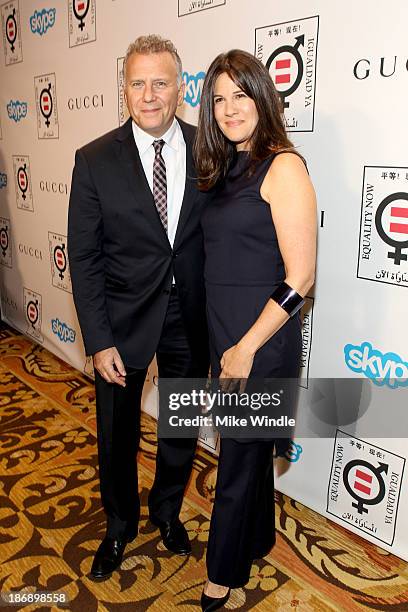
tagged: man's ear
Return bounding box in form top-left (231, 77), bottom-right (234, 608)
top-left (124, 88), bottom-right (130, 112)
top-left (177, 81), bottom-right (185, 107)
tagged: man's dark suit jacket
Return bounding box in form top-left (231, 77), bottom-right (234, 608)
top-left (68, 116), bottom-right (208, 369)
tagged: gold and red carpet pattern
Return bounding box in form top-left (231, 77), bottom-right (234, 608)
top-left (1, 324), bottom-right (408, 611)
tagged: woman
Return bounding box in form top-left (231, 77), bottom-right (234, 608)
top-left (194, 49), bottom-right (316, 610)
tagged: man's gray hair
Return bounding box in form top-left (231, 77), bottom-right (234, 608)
top-left (124, 34), bottom-right (183, 85)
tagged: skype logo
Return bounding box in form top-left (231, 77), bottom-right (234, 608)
top-left (30, 8), bottom-right (56, 36)
top-left (344, 341), bottom-right (408, 389)
top-left (51, 318), bottom-right (76, 343)
top-left (183, 70), bottom-right (206, 107)
top-left (7, 100), bottom-right (28, 122)
top-left (283, 441), bottom-right (303, 463)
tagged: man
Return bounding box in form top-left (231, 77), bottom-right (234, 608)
top-left (68, 35), bottom-right (209, 580)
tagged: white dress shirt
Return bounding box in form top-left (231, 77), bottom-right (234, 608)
top-left (132, 118), bottom-right (186, 248)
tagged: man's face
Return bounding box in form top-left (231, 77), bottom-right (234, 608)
top-left (124, 51), bottom-right (184, 137)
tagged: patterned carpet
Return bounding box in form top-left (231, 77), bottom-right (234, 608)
top-left (1, 324), bottom-right (408, 611)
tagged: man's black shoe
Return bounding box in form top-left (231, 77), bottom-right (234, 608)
top-left (90, 535), bottom-right (133, 580)
top-left (153, 518), bottom-right (192, 555)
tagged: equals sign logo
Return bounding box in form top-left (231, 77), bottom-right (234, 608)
top-left (389, 205), bottom-right (408, 236)
top-left (353, 468), bottom-right (372, 496)
top-left (43, 94), bottom-right (50, 111)
top-left (275, 58), bottom-right (291, 85)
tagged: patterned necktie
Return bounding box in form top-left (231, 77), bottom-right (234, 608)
top-left (152, 139), bottom-right (167, 232)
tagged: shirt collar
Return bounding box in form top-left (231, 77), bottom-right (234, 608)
top-left (132, 117), bottom-right (181, 155)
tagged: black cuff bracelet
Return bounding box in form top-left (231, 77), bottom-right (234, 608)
top-left (270, 281), bottom-right (305, 317)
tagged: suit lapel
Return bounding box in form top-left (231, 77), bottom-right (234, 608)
top-left (174, 118), bottom-right (198, 250)
top-left (114, 118), bottom-right (171, 249)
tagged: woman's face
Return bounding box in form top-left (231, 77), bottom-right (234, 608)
top-left (213, 72), bottom-right (259, 151)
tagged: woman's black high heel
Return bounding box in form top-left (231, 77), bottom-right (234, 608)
top-left (200, 587), bottom-right (231, 611)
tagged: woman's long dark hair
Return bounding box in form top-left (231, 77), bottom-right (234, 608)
top-left (194, 49), bottom-right (295, 190)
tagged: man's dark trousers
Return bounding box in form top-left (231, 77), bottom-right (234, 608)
top-left (94, 285), bottom-right (206, 539)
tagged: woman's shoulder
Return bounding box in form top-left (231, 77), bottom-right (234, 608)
top-left (270, 148), bottom-right (307, 168)
top-left (260, 149), bottom-right (312, 203)
top-left (264, 149), bottom-right (309, 181)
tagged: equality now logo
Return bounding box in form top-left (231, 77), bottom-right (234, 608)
top-left (51, 317), bottom-right (76, 343)
top-left (34, 73), bottom-right (59, 138)
top-left (255, 15), bottom-right (319, 131)
top-left (30, 8), bottom-right (56, 35)
top-left (183, 70), bottom-right (205, 107)
top-left (7, 99), bottom-right (27, 122)
top-left (1, 0), bottom-right (23, 65)
top-left (0, 217), bottom-right (12, 268)
top-left (68, 0), bottom-right (96, 48)
top-left (13, 155), bottom-right (34, 211)
top-left (344, 341), bottom-right (408, 388)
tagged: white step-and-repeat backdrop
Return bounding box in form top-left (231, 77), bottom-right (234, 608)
top-left (0, 0), bottom-right (407, 560)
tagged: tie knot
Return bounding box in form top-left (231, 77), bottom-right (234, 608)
top-left (153, 139), bottom-right (165, 155)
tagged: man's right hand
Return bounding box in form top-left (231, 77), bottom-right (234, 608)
top-left (93, 347), bottom-right (127, 387)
